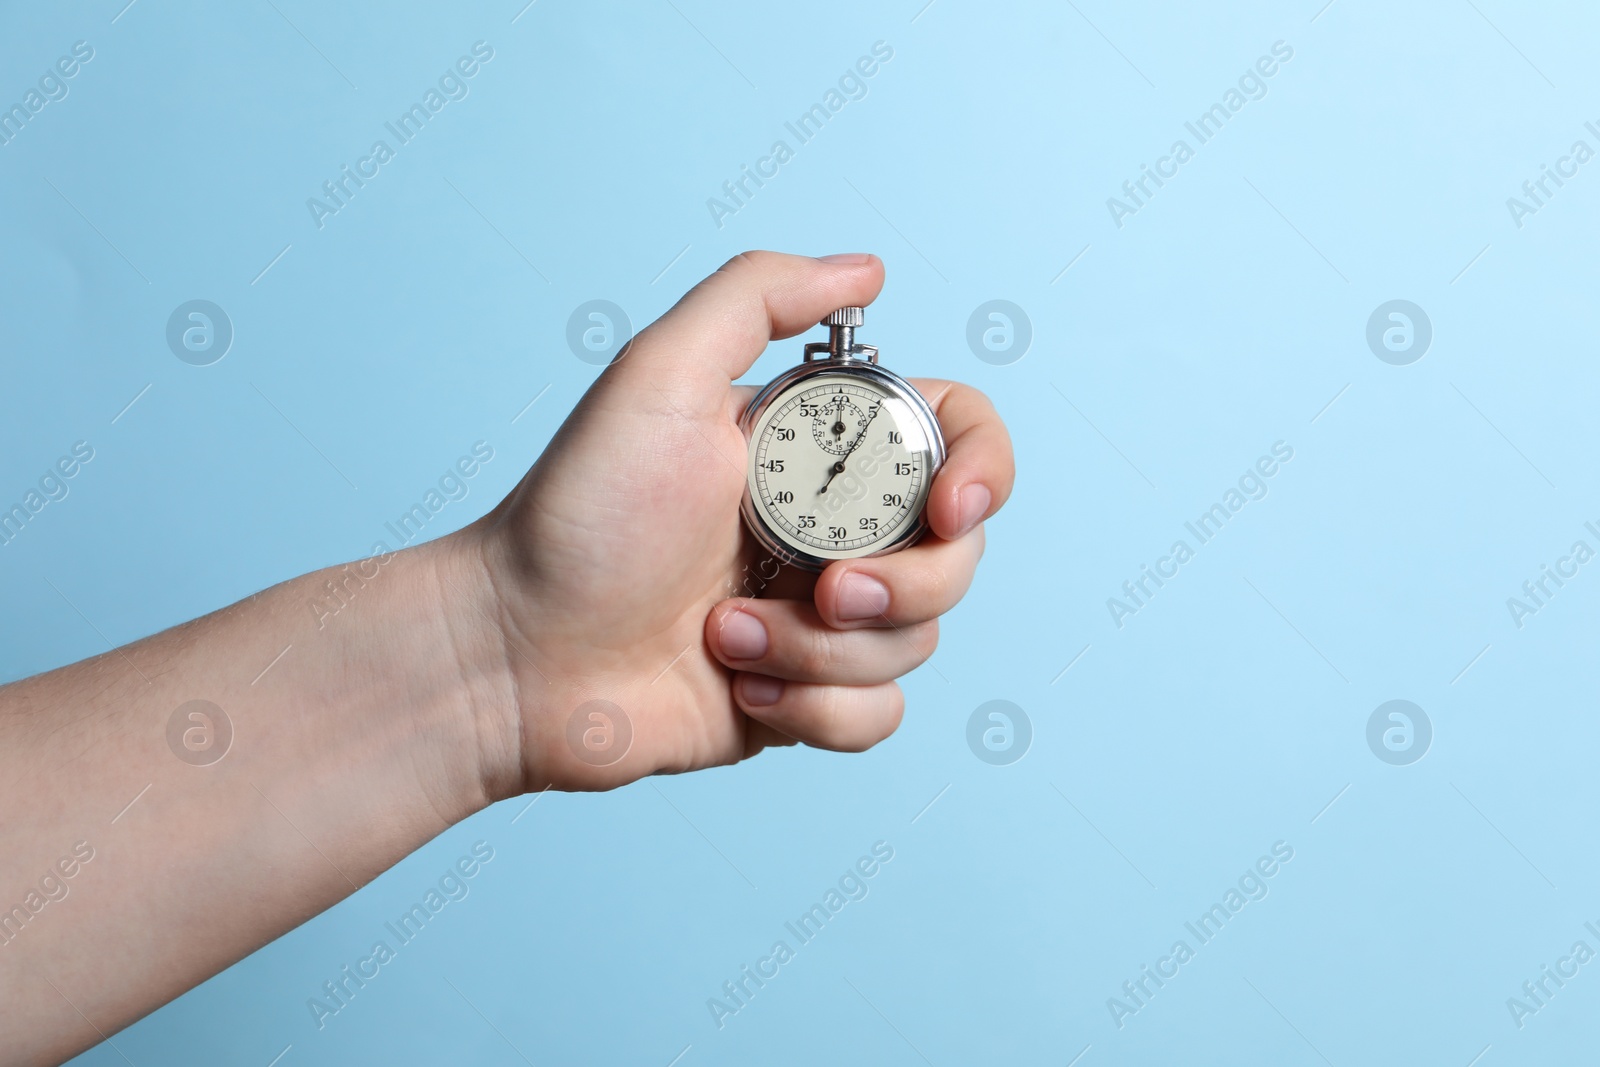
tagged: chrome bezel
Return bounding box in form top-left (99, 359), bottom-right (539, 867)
top-left (738, 358), bottom-right (946, 572)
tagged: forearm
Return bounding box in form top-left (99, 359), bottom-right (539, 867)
top-left (0, 535), bottom-right (513, 1065)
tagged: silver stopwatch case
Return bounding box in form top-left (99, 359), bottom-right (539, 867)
top-left (738, 307), bottom-right (946, 572)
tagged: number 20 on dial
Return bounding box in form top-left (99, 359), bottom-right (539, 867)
top-left (739, 306), bottom-right (945, 570)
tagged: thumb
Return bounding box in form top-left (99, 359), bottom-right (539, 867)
top-left (612, 251), bottom-right (886, 391)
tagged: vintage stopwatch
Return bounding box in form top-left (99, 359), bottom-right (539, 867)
top-left (739, 306), bottom-right (946, 570)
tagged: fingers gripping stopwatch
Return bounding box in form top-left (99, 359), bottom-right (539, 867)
top-left (739, 306), bottom-right (946, 570)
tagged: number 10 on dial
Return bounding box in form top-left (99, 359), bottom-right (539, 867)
top-left (739, 306), bottom-right (945, 570)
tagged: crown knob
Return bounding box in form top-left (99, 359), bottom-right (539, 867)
top-left (802, 305), bottom-right (877, 363)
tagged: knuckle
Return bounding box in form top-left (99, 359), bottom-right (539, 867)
top-left (823, 690), bottom-right (871, 752)
top-left (820, 693), bottom-right (855, 748)
top-left (951, 379), bottom-right (996, 416)
top-left (817, 684), bottom-right (903, 753)
top-left (720, 250), bottom-right (767, 276)
top-left (796, 625), bottom-right (839, 677)
top-left (945, 380), bottom-right (979, 405)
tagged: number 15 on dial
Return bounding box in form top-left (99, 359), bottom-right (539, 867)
top-left (739, 306), bottom-right (945, 570)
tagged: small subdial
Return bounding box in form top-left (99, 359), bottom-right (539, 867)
top-left (812, 398), bottom-right (870, 455)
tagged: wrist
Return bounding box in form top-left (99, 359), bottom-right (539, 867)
top-left (420, 524), bottom-right (532, 806)
top-left (276, 533), bottom-right (527, 827)
top-left (439, 515), bottom-right (635, 798)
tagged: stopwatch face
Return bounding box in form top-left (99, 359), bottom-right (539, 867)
top-left (745, 373), bottom-right (940, 566)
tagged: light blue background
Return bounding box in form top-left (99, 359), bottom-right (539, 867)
top-left (3, 0), bottom-right (1595, 1063)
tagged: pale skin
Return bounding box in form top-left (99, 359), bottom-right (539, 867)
top-left (0, 252), bottom-right (1014, 1065)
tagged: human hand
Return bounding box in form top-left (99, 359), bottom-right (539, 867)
top-left (450, 251), bottom-right (1015, 795)
top-left (0, 251), bottom-right (1012, 1062)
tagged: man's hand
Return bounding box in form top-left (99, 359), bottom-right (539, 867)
top-left (449, 251), bottom-right (1015, 795)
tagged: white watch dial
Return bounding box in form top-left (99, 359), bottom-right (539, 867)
top-left (748, 374), bottom-right (935, 561)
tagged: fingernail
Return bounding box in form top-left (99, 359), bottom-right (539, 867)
top-left (957, 484), bottom-right (992, 536)
top-left (837, 572), bottom-right (891, 621)
top-left (719, 610), bottom-right (768, 661)
top-left (741, 674), bottom-right (784, 707)
top-left (818, 252), bottom-right (872, 264)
